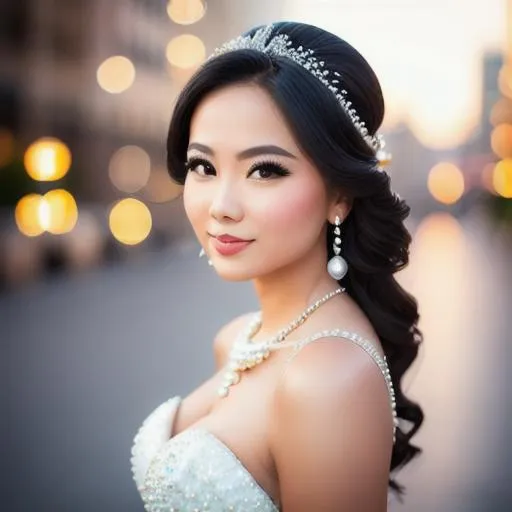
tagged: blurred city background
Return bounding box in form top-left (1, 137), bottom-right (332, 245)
top-left (1, 0), bottom-right (511, 510)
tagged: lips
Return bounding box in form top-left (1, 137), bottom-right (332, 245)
top-left (214, 234), bottom-right (251, 243)
top-left (209, 233), bottom-right (253, 256)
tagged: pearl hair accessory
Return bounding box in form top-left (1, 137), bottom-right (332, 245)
top-left (210, 24), bottom-right (390, 162)
top-left (217, 287), bottom-right (345, 398)
top-left (327, 215), bottom-right (348, 280)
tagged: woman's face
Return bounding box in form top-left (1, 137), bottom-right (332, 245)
top-left (184, 83), bottom-right (333, 281)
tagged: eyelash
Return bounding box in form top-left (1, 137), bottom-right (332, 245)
top-left (184, 157), bottom-right (291, 180)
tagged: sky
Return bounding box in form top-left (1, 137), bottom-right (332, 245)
top-left (282, 0), bottom-right (507, 149)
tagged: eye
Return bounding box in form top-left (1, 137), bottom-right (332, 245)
top-left (248, 161), bottom-right (291, 180)
top-left (185, 157), bottom-right (215, 176)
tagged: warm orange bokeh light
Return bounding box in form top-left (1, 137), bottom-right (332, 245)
top-left (97, 56), bottom-right (136, 94)
top-left (14, 190), bottom-right (78, 236)
top-left (491, 124), bottom-right (512, 159)
top-left (166, 35), bottom-right (206, 69)
top-left (24, 137), bottom-right (72, 181)
top-left (498, 65), bottom-right (512, 99)
top-left (427, 162), bottom-right (465, 205)
top-left (109, 198), bottom-right (152, 245)
top-left (108, 146), bottom-right (151, 193)
top-left (490, 98), bottom-right (512, 126)
top-left (43, 189), bottom-right (79, 234)
top-left (14, 194), bottom-right (46, 237)
top-left (492, 159), bottom-right (512, 198)
top-left (167, 0), bottom-right (206, 25)
top-left (481, 163), bottom-right (498, 195)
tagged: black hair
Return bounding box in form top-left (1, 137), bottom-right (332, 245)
top-left (166, 21), bottom-right (423, 497)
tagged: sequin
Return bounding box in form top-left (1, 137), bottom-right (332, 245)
top-left (139, 428), bottom-right (279, 511)
top-left (131, 327), bottom-right (397, 511)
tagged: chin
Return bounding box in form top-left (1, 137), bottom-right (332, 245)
top-left (212, 264), bottom-right (256, 282)
top-left (212, 258), bottom-right (286, 282)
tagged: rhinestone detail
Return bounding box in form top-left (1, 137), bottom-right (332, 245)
top-left (139, 428), bottom-right (279, 511)
top-left (226, 318), bottom-right (399, 444)
top-left (210, 24), bottom-right (385, 155)
top-left (284, 328), bottom-right (398, 443)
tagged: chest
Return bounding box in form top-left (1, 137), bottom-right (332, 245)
top-left (185, 355), bottom-right (289, 506)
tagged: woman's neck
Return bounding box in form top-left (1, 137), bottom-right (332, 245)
top-left (251, 256), bottom-right (341, 340)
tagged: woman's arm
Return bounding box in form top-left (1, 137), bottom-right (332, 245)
top-left (270, 339), bottom-right (394, 511)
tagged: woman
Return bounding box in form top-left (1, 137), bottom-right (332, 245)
top-left (131, 21), bottom-right (423, 511)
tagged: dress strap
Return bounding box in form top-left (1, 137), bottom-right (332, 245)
top-left (280, 329), bottom-right (398, 443)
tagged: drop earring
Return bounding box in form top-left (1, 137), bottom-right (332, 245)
top-left (327, 215), bottom-right (348, 280)
top-left (199, 247), bottom-right (213, 266)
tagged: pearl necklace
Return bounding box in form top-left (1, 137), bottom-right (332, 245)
top-left (217, 287), bottom-right (345, 397)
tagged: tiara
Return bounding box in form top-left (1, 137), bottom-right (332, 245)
top-left (210, 24), bottom-right (390, 163)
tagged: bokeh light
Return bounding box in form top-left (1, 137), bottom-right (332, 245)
top-left (492, 159), bottom-right (512, 198)
top-left (143, 165), bottom-right (183, 203)
top-left (166, 34), bottom-right (206, 69)
top-left (427, 162), bottom-right (465, 205)
top-left (14, 190), bottom-right (78, 236)
top-left (498, 65), bottom-right (512, 99)
top-left (481, 163), bottom-right (498, 195)
top-left (491, 124), bottom-right (512, 159)
top-left (109, 198), bottom-right (152, 245)
top-left (108, 146), bottom-right (151, 193)
top-left (14, 194), bottom-right (45, 237)
top-left (43, 189), bottom-right (79, 234)
top-left (24, 137), bottom-right (72, 181)
top-left (0, 128), bottom-right (15, 167)
top-left (97, 56), bottom-right (136, 94)
top-left (490, 98), bottom-right (512, 126)
top-left (415, 211), bottom-right (464, 247)
top-left (167, 0), bottom-right (206, 25)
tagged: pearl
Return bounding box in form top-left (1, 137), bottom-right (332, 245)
top-left (217, 288), bottom-right (345, 398)
top-left (327, 255), bottom-right (348, 280)
top-left (217, 386), bottom-right (229, 397)
top-left (223, 371), bottom-right (240, 385)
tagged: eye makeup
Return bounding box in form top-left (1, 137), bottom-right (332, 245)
top-left (185, 155), bottom-right (292, 180)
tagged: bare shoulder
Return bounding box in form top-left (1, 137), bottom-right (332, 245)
top-left (269, 338), bottom-right (393, 511)
top-left (275, 337), bottom-right (391, 419)
top-left (213, 311), bottom-right (257, 369)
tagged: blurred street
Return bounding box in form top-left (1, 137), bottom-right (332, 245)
top-left (2, 209), bottom-right (512, 511)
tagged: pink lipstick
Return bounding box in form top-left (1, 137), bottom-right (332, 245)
top-left (210, 234), bottom-right (253, 256)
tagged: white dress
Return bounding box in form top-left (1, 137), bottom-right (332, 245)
top-left (131, 327), bottom-right (396, 511)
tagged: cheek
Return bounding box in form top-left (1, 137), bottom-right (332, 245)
top-left (183, 180), bottom-right (205, 231)
top-left (255, 180), bottom-right (326, 235)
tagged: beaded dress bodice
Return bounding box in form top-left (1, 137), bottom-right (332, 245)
top-left (131, 326), bottom-right (396, 512)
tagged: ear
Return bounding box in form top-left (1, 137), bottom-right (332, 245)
top-left (327, 191), bottom-right (352, 224)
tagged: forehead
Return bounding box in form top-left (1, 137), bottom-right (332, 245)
top-left (188, 83), bottom-right (299, 152)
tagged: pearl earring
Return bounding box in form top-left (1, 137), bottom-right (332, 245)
top-left (199, 247), bottom-right (213, 266)
top-left (327, 215), bottom-right (348, 280)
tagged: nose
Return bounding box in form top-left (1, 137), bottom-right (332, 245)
top-left (208, 181), bottom-right (244, 222)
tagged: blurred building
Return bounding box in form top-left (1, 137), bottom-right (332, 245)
top-left (0, 0), bottom-right (285, 286)
top-left (2, 0), bottom-right (185, 204)
top-left (0, 0), bottom-right (284, 205)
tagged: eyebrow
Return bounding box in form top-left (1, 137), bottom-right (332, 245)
top-left (187, 142), bottom-right (297, 160)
